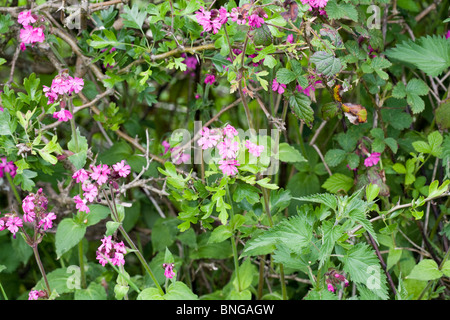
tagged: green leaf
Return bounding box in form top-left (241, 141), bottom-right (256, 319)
top-left (55, 218), bottom-right (87, 259)
top-left (412, 141), bottom-right (431, 154)
top-left (163, 281), bottom-right (198, 300)
top-left (289, 92), bottom-right (314, 127)
top-left (366, 183), bottom-right (380, 202)
top-left (233, 183), bottom-right (261, 205)
top-left (324, 149), bottom-right (347, 167)
top-left (310, 51), bottom-right (342, 77)
top-left (86, 204), bottom-right (110, 226)
top-left (325, 0), bottom-right (359, 22)
top-left (121, 5), bottom-right (147, 29)
top-left (322, 173), bottom-right (354, 193)
top-left (407, 259), bottom-right (443, 281)
top-left (75, 282), bottom-right (107, 300)
top-left (275, 68), bottom-right (297, 84)
top-left (233, 258), bottom-right (256, 291)
top-left (0, 109), bottom-right (12, 136)
top-left (278, 143), bottom-right (307, 163)
top-left (208, 225), bottom-right (232, 244)
top-left (385, 35), bottom-right (450, 77)
top-left (13, 170), bottom-right (37, 192)
top-left (427, 131), bottom-right (443, 157)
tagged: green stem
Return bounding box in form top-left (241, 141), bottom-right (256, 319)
top-left (0, 281), bottom-right (8, 300)
top-left (226, 183), bottom-right (241, 292)
top-left (5, 172), bottom-right (21, 208)
top-left (78, 240), bottom-right (87, 289)
top-left (32, 245), bottom-right (51, 295)
top-left (118, 225), bottom-right (165, 296)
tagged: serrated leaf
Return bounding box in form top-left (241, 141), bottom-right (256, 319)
top-left (385, 35), bottom-right (450, 77)
top-left (289, 92), bottom-right (314, 127)
top-left (322, 173), bottom-right (354, 193)
top-left (278, 143), bottom-right (306, 163)
top-left (325, 0), bottom-right (359, 22)
top-left (324, 149), bottom-right (347, 167)
top-left (121, 5), bottom-right (147, 29)
top-left (310, 51), bottom-right (342, 77)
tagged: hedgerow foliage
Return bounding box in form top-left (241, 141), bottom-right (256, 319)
top-left (0, 0), bottom-right (450, 300)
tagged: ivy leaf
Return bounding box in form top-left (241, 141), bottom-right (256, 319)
top-left (385, 35), bottom-right (450, 77)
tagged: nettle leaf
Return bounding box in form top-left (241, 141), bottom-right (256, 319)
top-left (385, 35), bottom-right (450, 77)
top-left (293, 193), bottom-right (338, 211)
top-left (278, 142), bottom-right (306, 163)
top-left (310, 51), bottom-right (342, 77)
top-left (242, 215), bottom-right (313, 256)
top-left (324, 149), bottom-right (347, 167)
top-left (341, 243), bottom-right (389, 300)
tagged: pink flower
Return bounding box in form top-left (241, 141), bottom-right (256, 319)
top-left (82, 183), bottom-right (98, 203)
top-left (53, 108), bottom-right (73, 122)
top-left (248, 13), bottom-right (265, 29)
top-left (96, 236), bottom-right (127, 267)
top-left (204, 74), bottom-right (216, 85)
top-left (22, 194), bottom-right (36, 222)
top-left (223, 124), bottom-right (238, 138)
top-left (195, 7), bottom-right (228, 34)
top-left (272, 78), bottom-right (287, 94)
top-left (73, 195), bottom-right (90, 213)
top-left (72, 169), bottom-right (90, 184)
top-left (296, 79), bottom-right (321, 97)
top-left (90, 164), bottom-right (110, 185)
top-left (50, 75), bottom-right (71, 95)
top-left (19, 25), bottom-right (44, 45)
top-left (18, 10), bottom-right (36, 26)
top-left (327, 283), bottom-right (335, 293)
top-left (38, 212), bottom-right (56, 230)
top-left (218, 159), bottom-right (239, 176)
top-left (28, 290), bottom-right (46, 300)
top-left (218, 138), bottom-right (239, 159)
top-left (0, 218), bottom-right (5, 231)
top-left (6, 216), bottom-right (23, 236)
top-left (197, 127), bottom-right (221, 150)
top-left (364, 152), bottom-right (381, 167)
top-left (230, 7), bottom-right (247, 25)
top-left (162, 140), bottom-right (171, 155)
top-left (446, 30), bottom-right (450, 39)
top-left (67, 76), bottom-right (84, 94)
top-left (112, 160), bottom-right (131, 178)
top-left (163, 263), bottom-right (175, 279)
top-left (0, 157), bottom-right (17, 178)
top-left (287, 34), bottom-right (294, 44)
top-left (172, 149), bottom-right (191, 165)
top-left (245, 140), bottom-right (264, 157)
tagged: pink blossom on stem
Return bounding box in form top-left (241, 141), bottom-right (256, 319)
top-left (163, 263), bottom-right (175, 279)
top-left (272, 78), bottom-right (286, 94)
top-left (112, 160), bottom-right (131, 178)
top-left (96, 236), bottom-right (127, 267)
top-left (162, 140), bottom-right (171, 155)
top-left (0, 157), bottom-right (17, 178)
top-left (198, 127), bottom-right (221, 150)
top-left (67, 76), bottom-right (84, 94)
top-left (287, 34), bottom-right (294, 44)
top-left (364, 152), bottom-right (381, 167)
top-left (245, 140), bottom-right (264, 157)
top-left (446, 30), bottom-right (450, 39)
top-left (72, 168), bottom-right (90, 184)
top-left (73, 195), bottom-right (90, 213)
top-left (6, 216), bottom-right (23, 237)
top-left (90, 164), bottom-right (111, 185)
top-left (223, 124), bottom-right (238, 138)
top-left (218, 159), bottom-right (239, 176)
top-left (18, 10), bottom-right (36, 26)
top-left (28, 290), bottom-right (46, 300)
top-left (218, 138), bottom-right (239, 159)
top-left (19, 25), bottom-right (45, 45)
top-left (52, 108), bottom-right (73, 122)
top-left (248, 13), bottom-right (265, 29)
top-left (230, 7), bottom-right (247, 25)
top-left (204, 74), bottom-right (216, 85)
top-left (82, 183), bottom-right (98, 203)
top-left (327, 283), bottom-right (335, 293)
top-left (38, 212), bottom-right (56, 231)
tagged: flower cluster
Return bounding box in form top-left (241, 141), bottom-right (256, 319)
top-left (96, 235), bottom-right (127, 267)
top-left (163, 263), bottom-right (175, 279)
top-left (28, 289), bottom-right (47, 300)
top-left (72, 161), bottom-right (131, 214)
top-left (195, 5), bottom-right (268, 35)
top-left (181, 53), bottom-right (198, 77)
top-left (0, 157), bottom-right (17, 179)
top-left (22, 188), bottom-right (57, 232)
top-left (300, 0), bottom-right (329, 11)
top-left (18, 10), bottom-right (45, 51)
top-left (325, 269), bottom-right (349, 293)
top-left (195, 6), bottom-right (228, 34)
top-left (198, 124), bottom-right (264, 176)
top-left (43, 71), bottom-right (84, 122)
